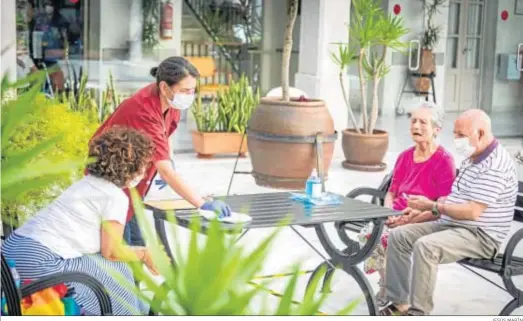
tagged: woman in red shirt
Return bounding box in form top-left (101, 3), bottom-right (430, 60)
top-left (90, 56), bottom-right (232, 245)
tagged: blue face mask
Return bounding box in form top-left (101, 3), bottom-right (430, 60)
top-left (166, 87), bottom-right (194, 110)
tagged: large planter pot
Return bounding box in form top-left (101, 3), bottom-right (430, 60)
top-left (412, 49), bottom-right (435, 95)
top-left (247, 97), bottom-right (337, 189)
top-left (191, 130), bottom-right (248, 158)
top-left (341, 129), bottom-right (389, 172)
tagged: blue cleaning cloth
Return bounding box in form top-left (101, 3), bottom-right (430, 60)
top-left (290, 192), bottom-right (343, 206)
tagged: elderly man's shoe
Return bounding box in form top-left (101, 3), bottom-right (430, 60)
top-left (406, 308), bottom-right (425, 316)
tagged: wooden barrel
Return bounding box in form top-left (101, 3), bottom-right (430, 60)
top-left (247, 97), bottom-right (337, 189)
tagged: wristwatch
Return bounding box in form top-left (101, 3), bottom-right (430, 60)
top-left (431, 201), bottom-right (440, 217)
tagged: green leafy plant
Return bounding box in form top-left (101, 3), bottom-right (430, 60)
top-left (103, 190), bottom-right (360, 315)
top-left (192, 75), bottom-right (259, 133)
top-left (100, 71), bottom-right (123, 122)
top-left (142, 0), bottom-right (160, 51)
top-left (421, 0), bottom-right (447, 50)
top-left (1, 72), bottom-right (97, 227)
top-left (331, 0), bottom-right (409, 135)
top-left (58, 71), bottom-right (122, 123)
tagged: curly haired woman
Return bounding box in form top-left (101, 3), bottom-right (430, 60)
top-left (2, 127), bottom-right (158, 315)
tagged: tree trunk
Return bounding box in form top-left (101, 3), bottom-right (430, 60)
top-left (281, 0), bottom-right (299, 102)
top-left (358, 48), bottom-right (368, 133)
top-left (368, 47), bottom-right (388, 134)
top-left (339, 72), bottom-right (361, 133)
top-left (368, 75), bottom-right (380, 135)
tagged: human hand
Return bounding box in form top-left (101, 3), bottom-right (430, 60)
top-left (200, 200), bottom-right (232, 218)
top-left (407, 195), bottom-right (434, 212)
top-left (141, 249), bottom-right (160, 276)
top-left (385, 215), bottom-right (400, 227)
top-left (386, 207), bottom-right (420, 228)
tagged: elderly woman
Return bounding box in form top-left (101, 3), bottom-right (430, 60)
top-left (362, 102), bottom-right (456, 305)
top-left (2, 127), bottom-right (159, 315)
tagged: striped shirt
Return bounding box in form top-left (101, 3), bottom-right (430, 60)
top-left (438, 140), bottom-right (518, 244)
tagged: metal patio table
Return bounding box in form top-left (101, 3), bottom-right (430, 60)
top-left (145, 189), bottom-right (400, 315)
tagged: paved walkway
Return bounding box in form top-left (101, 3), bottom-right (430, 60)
top-left (145, 131), bottom-right (522, 315)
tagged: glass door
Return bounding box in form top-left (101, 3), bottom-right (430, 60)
top-left (444, 0), bottom-right (485, 112)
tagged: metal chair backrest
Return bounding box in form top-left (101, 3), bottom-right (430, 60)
top-left (1, 254), bottom-right (23, 316)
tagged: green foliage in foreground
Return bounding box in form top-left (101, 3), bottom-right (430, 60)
top-left (103, 190), bottom-right (361, 315)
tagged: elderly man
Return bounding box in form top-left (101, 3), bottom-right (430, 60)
top-left (380, 109), bottom-right (518, 316)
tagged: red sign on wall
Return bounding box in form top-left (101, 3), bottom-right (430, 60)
top-left (393, 4), bottom-right (401, 15)
top-left (501, 10), bottom-right (509, 21)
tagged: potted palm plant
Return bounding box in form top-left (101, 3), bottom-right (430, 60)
top-left (191, 75), bottom-right (260, 158)
top-left (332, 0), bottom-right (409, 171)
top-left (246, 0), bottom-right (337, 190)
top-left (413, 0), bottom-right (446, 95)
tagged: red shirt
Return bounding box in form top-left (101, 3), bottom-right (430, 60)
top-left (89, 83), bottom-right (180, 221)
top-left (388, 146), bottom-right (456, 211)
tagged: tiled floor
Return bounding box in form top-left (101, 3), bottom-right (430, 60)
top-left (144, 123), bottom-right (523, 316)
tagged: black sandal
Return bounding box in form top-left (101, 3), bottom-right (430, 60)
top-left (379, 303), bottom-right (407, 316)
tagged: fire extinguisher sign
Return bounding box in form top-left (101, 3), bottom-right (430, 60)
top-left (161, 1), bottom-right (174, 40)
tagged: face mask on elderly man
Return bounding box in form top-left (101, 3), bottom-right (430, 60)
top-left (454, 136), bottom-right (476, 158)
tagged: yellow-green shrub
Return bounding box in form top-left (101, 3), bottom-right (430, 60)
top-left (2, 93), bottom-right (98, 226)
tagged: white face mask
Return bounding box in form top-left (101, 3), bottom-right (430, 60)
top-left (128, 175), bottom-right (144, 188)
top-left (166, 87), bottom-right (194, 110)
top-left (454, 137), bottom-right (476, 158)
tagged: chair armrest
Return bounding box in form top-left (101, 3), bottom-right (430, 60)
top-left (346, 187), bottom-right (386, 204)
top-left (501, 228), bottom-right (523, 272)
top-left (20, 272), bottom-right (113, 316)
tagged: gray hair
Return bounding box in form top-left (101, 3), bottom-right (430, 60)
top-left (415, 101), bottom-right (445, 129)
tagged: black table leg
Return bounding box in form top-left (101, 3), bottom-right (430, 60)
top-left (154, 213), bottom-right (176, 266)
top-left (306, 218), bottom-right (385, 315)
top-left (306, 260), bottom-right (379, 316)
top-left (315, 218), bottom-right (384, 266)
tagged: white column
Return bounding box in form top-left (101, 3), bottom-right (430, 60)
top-left (1, 0), bottom-right (17, 81)
top-left (294, 0), bottom-right (350, 133)
top-left (157, 0), bottom-right (182, 59)
top-left (129, 0), bottom-right (143, 61)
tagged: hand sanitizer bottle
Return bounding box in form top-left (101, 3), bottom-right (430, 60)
top-left (306, 169), bottom-right (322, 199)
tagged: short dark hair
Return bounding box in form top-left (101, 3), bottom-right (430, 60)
top-left (150, 56), bottom-right (199, 87)
top-left (87, 127), bottom-right (154, 188)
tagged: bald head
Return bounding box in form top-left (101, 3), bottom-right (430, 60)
top-left (453, 109), bottom-right (495, 158)
top-left (457, 109), bottom-right (492, 132)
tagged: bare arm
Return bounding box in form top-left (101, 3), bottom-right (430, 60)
top-left (437, 201), bottom-right (487, 221)
top-left (409, 211), bottom-right (437, 223)
top-left (100, 221), bottom-right (147, 261)
top-left (384, 192), bottom-right (394, 208)
top-left (100, 221), bottom-right (159, 274)
top-left (155, 160), bottom-right (205, 208)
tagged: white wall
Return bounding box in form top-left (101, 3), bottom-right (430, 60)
top-left (99, 0), bottom-right (181, 60)
top-left (490, 0), bottom-right (523, 111)
top-left (260, 0), bottom-right (300, 95)
top-left (1, 0), bottom-right (17, 81)
top-left (294, 0), bottom-right (351, 133)
top-left (379, 0), bottom-right (449, 116)
top-left (100, 0), bottom-right (131, 51)
top-left (156, 0), bottom-right (182, 60)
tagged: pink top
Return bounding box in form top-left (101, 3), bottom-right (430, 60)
top-left (389, 146), bottom-right (456, 211)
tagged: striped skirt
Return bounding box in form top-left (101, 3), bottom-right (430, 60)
top-left (2, 232), bottom-right (148, 315)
